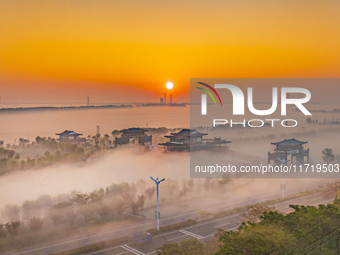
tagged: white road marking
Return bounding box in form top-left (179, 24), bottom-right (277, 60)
top-left (121, 245), bottom-right (145, 255)
top-left (168, 235), bottom-right (188, 241)
top-left (179, 229), bottom-right (203, 239)
top-left (145, 251), bottom-right (160, 255)
top-left (115, 252), bottom-right (130, 255)
top-left (214, 222), bottom-right (230, 228)
top-left (200, 233), bottom-right (215, 239)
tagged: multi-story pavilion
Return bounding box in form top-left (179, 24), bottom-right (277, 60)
top-left (158, 129), bottom-right (231, 152)
top-left (56, 130), bottom-right (86, 143)
top-left (268, 138), bottom-right (309, 165)
top-left (115, 128), bottom-right (152, 146)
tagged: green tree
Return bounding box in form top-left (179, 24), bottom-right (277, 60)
top-left (158, 243), bottom-right (183, 255)
top-left (215, 224), bottom-right (294, 255)
top-left (129, 199), bottom-right (140, 215)
top-left (96, 204), bottom-right (112, 223)
top-left (5, 221), bottom-right (21, 236)
top-left (137, 194), bottom-right (147, 215)
top-left (49, 210), bottom-right (64, 226)
top-left (186, 179), bottom-right (195, 196)
top-left (71, 193), bottom-right (91, 204)
top-left (0, 223), bottom-right (7, 239)
top-left (214, 204), bottom-right (340, 255)
top-left (322, 148), bottom-right (335, 162)
top-left (44, 151), bottom-right (51, 158)
top-left (114, 200), bottom-right (127, 218)
top-left (66, 210), bottom-right (77, 227)
top-left (76, 147), bottom-right (85, 155)
top-left (2, 204), bottom-right (20, 222)
top-left (79, 205), bottom-right (94, 223)
top-left (29, 217), bottom-right (44, 231)
top-left (21, 200), bottom-right (35, 221)
top-left (20, 159), bottom-right (26, 170)
top-left (145, 186), bottom-right (156, 205)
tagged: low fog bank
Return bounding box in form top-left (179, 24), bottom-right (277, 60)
top-left (0, 146), bottom-right (189, 211)
top-left (1, 128), bottom-right (339, 213)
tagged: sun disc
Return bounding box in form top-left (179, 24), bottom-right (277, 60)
top-left (166, 82), bottom-right (174, 90)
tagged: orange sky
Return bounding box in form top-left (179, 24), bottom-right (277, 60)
top-left (0, 0), bottom-right (340, 102)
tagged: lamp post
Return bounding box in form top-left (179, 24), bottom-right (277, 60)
top-left (150, 176), bottom-right (165, 230)
top-left (277, 158), bottom-right (290, 199)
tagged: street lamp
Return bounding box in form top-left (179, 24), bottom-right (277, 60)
top-left (150, 176), bottom-right (165, 231)
top-left (277, 158), bottom-right (290, 199)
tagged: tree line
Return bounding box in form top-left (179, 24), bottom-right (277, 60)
top-left (158, 201), bottom-right (340, 255)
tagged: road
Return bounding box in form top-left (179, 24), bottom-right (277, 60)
top-left (77, 192), bottom-right (334, 255)
top-left (8, 180), bottom-right (332, 255)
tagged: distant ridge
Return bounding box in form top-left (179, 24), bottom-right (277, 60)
top-left (0, 104), bottom-right (133, 113)
top-left (136, 103), bottom-right (186, 107)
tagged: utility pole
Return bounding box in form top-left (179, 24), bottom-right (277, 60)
top-left (150, 176), bottom-right (165, 230)
top-left (97, 125), bottom-right (100, 136)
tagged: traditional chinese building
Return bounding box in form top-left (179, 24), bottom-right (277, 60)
top-left (268, 138), bottom-right (309, 165)
top-left (55, 130), bottom-right (86, 143)
top-left (158, 129), bottom-right (231, 152)
top-left (115, 128), bottom-right (152, 146)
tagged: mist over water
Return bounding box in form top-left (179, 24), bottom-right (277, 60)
top-left (1, 127), bottom-right (339, 213)
top-left (0, 106), bottom-right (190, 143)
top-left (1, 102), bottom-right (340, 216)
top-left (0, 146), bottom-right (190, 211)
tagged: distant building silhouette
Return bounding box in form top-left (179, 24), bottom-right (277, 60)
top-left (268, 138), bottom-right (309, 165)
top-left (159, 129), bottom-right (230, 152)
top-left (115, 128), bottom-right (152, 146)
top-left (56, 130), bottom-right (86, 143)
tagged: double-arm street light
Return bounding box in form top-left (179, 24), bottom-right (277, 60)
top-left (150, 176), bottom-right (165, 231)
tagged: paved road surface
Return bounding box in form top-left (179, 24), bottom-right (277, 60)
top-left (8, 181), bottom-right (331, 255)
top-left (80, 192), bottom-right (333, 255)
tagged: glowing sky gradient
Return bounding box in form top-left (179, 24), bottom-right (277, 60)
top-left (1, 0), bottom-right (340, 102)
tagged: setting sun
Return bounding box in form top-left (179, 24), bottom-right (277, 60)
top-left (166, 82), bottom-right (174, 90)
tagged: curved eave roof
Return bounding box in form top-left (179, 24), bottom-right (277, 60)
top-left (169, 129), bottom-right (208, 137)
top-left (119, 128), bottom-right (148, 133)
top-left (56, 130), bottom-right (82, 136)
top-left (271, 138), bottom-right (307, 146)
